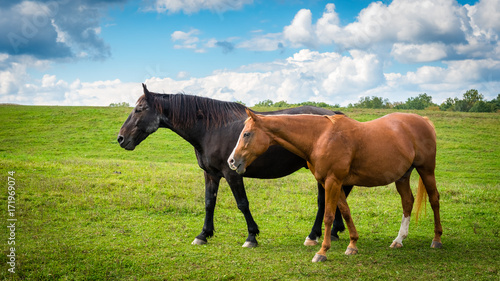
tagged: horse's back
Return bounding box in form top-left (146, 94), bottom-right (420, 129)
top-left (340, 113), bottom-right (436, 186)
top-left (366, 113), bottom-right (435, 140)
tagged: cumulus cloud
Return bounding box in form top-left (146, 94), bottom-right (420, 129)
top-left (1, 0), bottom-right (499, 107)
top-left (139, 49), bottom-right (385, 106)
top-left (238, 0), bottom-right (497, 64)
top-left (0, 0), bottom-right (117, 61)
top-left (391, 43), bottom-right (449, 63)
top-left (150, 0), bottom-right (253, 14)
top-left (301, 0), bottom-right (466, 50)
top-left (283, 9), bottom-right (316, 48)
top-left (0, 54), bottom-right (51, 101)
top-left (166, 0), bottom-right (500, 62)
top-left (139, 49), bottom-right (497, 106)
top-left (1, 48), bottom-right (499, 106)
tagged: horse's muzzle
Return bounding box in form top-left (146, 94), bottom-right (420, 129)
top-left (227, 157), bottom-right (246, 174)
top-left (117, 135), bottom-right (135, 150)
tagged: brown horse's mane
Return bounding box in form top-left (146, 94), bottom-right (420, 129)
top-left (138, 92), bottom-right (248, 129)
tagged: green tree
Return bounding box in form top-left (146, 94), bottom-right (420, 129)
top-left (273, 100), bottom-right (290, 108)
top-left (469, 100), bottom-right (494, 112)
top-left (439, 97), bottom-right (456, 111)
top-left (352, 96), bottom-right (390, 109)
top-left (488, 94), bottom-right (500, 112)
top-left (255, 99), bottom-right (274, 107)
top-left (407, 93), bottom-right (435, 109)
top-left (109, 102), bottom-right (130, 107)
top-left (461, 89), bottom-right (484, 112)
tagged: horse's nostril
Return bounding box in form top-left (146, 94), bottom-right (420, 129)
top-left (229, 158), bottom-right (234, 164)
top-left (117, 135), bottom-right (124, 144)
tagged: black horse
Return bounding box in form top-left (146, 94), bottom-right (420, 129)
top-left (118, 84), bottom-right (352, 247)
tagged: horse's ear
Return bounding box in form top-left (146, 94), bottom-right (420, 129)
top-left (142, 83), bottom-right (153, 103)
top-left (245, 108), bottom-right (260, 122)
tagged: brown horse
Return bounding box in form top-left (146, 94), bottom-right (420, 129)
top-left (228, 109), bottom-right (442, 262)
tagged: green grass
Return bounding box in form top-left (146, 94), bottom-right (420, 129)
top-left (0, 105), bottom-right (499, 280)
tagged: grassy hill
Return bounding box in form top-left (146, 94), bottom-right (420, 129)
top-left (0, 105), bottom-right (498, 280)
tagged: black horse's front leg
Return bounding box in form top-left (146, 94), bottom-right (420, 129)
top-left (192, 172), bottom-right (221, 245)
top-left (224, 172), bottom-right (259, 247)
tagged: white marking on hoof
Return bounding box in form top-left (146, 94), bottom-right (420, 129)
top-left (390, 241), bottom-right (403, 248)
top-left (345, 247), bottom-right (358, 255)
top-left (304, 236), bottom-right (319, 246)
top-left (242, 241), bottom-right (258, 248)
top-left (312, 254), bottom-right (327, 262)
top-left (191, 238), bottom-right (207, 245)
top-left (392, 214), bottom-right (410, 247)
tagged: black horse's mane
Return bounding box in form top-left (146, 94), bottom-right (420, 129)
top-left (140, 92), bottom-right (248, 129)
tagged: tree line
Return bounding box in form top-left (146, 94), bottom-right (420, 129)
top-left (252, 89), bottom-right (499, 113)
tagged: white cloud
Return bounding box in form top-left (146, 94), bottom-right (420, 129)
top-left (2, 0), bottom-right (499, 108)
top-left (0, 55), bottom-right (50, 101)
top-left (142, 49), bottom-right (386, 106)
top-left (176, 71), bottom-right (190, 79)
top-left (0, 0), bottom-right (112, 60)
top-left (271, 0), bottom-right (498, 63)
top-left (166, 0), bottom-right (499, 63)
top-left (141, 48), bottom-right (498, 106)
top-left (391, 43), bottom-right (448, 63)
top-left (283, 9), bottom-right (316, 48)
top-left (237, 33), bottom-right (283, 51)
top-left (1, 48), bottom-right (499, 107)
top-left (62, 79), bottom-right (137, 106)
top-left (315, 3), bottom-right (341, 46)
top-left (151, 0), bottom-right (253, 14)
top-left (466, 0), bottom-right (500, 33)
top-left (171, 29), bottom-right (200, 44)
top-left (171, 29), bottom-right (218, 53)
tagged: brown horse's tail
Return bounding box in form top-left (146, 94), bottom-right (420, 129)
top-left (415, 116), bottom-right (434, 223)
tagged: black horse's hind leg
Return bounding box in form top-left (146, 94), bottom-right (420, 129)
top-left (193, 171), bottom-right (221, 245)
top-left (224, 172), bottom-right (259, 247)
top-left (306, 184), bottom-right (353, 243)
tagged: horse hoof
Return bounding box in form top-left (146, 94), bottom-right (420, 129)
top-left (242, 241), bottom-right (258, 248)
top-left (431, 241), bottom-right (443, 248)
top-left (390, 241), bottom-right (403, 248)
top-left (312, 254), bottom-right (327, 262)
top-left (191, 238), bottom-right (207, 245)
top-left (304, 236), bottom-right (319, 246)
top-left (345, 247), bottom-right (358, 255)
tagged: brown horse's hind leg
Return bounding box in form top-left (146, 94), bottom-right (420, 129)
top-left (391, 174), bottom-right (414, 248)
top-left (312, 178), bottom-right (343, 262)
top-left (337, 190), bottom-right (359, 255)
top-left (416, 168), bottom-right (443, 248)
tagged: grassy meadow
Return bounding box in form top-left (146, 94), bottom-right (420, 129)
top-left (0, 104), bottom-right (499, 280)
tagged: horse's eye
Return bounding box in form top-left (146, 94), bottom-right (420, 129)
top-left (243, 132), bottom-right (251, 138)
top-left (135, 108), bottom-right (142, 113)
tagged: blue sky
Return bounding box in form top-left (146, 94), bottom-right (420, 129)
top-left (1, 0), bottom-right (499, 106)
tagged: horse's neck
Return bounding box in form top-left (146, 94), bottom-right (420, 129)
top-left (264, 115), bottom-right (329, 160)
top-left (160, 115), bottom-right (206, 152)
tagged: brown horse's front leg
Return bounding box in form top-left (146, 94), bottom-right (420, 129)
top-left (312, 177), bottom-right (342, 262)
